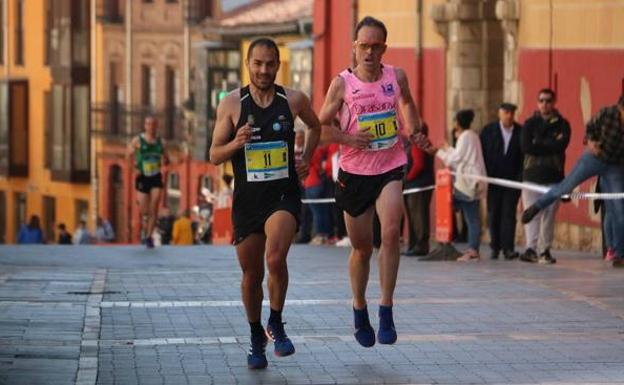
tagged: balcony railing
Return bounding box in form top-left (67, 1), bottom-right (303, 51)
top-left (91, 103), bottom-right (187, 143)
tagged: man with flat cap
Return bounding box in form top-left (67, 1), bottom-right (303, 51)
top-left (480, 103), bottom-right (524, 260)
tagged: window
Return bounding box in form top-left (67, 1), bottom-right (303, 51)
top-left (44, 0), bottom-right (52, 64)
top-left (107, 61), bottom-right (122, 135)
top-left (141, 65), bottom-right (155, 108)
top-left (165, 66), bottom-right (178, 138)
top-left (50, 85), bottom-right (71, 172)
top-left (72, 0), bottom-right (89, 67)
top-left (47, 0), bottom-right (90, 73)
top-left (73, 86), bottom-right (89, 171)
top-left (43, 196), bottom-right (56, 244)
top-left (15, 0), bottom-right (24, 65)
top-left (100, 0), bottom-right (122, 23)
top-left (0, 80), bottom-right (29, 177)
top-left (187, 0), bottom-right (213, 23)
top-left (48, 84), bottom-right (90, 182)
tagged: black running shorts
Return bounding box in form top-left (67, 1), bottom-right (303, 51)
top-left (232, 194), bottom-right (301, 245)
top-left (335, 166), bottom-right (404, 217)
top-left (135, 173), bottom-right (164, 194)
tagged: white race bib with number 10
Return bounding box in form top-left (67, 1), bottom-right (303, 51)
top-left (357, 109), bottom-right (399, 151)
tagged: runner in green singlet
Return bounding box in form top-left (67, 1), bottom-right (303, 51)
top-left (127, 115), bottom-right (169, 248)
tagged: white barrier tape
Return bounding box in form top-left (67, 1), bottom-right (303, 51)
top-left (451, 171), bottom-right (624, 200)
top-left (301, 185), bottom-right (435, 204)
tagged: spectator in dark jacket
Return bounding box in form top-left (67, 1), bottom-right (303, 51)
top-left (480, 103), bottom-right (523, 260)
top-left (17, 215), bottom-right (45, 244)
top-left (402, 123), bottom-right (434, 256)
top-left (519, 88), bottom-right (571, 264)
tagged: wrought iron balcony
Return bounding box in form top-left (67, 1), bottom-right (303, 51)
top-left (91, 103), bottom-right (187, 143)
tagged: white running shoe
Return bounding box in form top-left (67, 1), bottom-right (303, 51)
top-left (335, 237), bottom-right (351, 247)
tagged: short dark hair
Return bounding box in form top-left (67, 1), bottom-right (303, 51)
top-left (455, 109), bottom-right (475, 129)
top-left (618, 95), bottom-right (624, 107)
top-left (355, 16), bottom-right (388, 42)
top-left (247, 37), bottom-right (280, 61)
top-left (499, 102), bottom-right (517, 112)
top-left (538, 88), bottom-right (556, 100)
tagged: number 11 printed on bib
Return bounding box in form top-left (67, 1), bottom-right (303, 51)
top-left (244, 141), bottom-right (289, 182)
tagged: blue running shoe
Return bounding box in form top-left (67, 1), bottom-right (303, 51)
top-left (145, 236), bottom-right (154, 249)
top-left (377, 305), bottom-right (397, 344)
top-left (266, 322), bottom-right (295, 357)
top-left (353, 306), bottom-right (375, 347)
top-left (247, 333), bottom-right (268, 370)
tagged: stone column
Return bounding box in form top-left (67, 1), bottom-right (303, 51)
top-left (431, 0), bottom-right (504, 131)
top-left (496, 0), bottom-right (521, 110)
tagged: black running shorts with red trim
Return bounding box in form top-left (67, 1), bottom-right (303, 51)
top-left (335, 166), bottom-right (404, 218)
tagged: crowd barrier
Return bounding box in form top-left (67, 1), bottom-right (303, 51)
top-left (213, 170), bottom-right (624, 245)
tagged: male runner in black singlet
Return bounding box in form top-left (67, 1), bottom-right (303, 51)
top-left (210, 38), bottom-right (321, 370)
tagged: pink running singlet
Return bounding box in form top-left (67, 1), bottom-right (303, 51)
top-left (337, 64), bottom-right (407, 175)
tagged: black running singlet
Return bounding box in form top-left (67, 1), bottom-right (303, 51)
top-left (230, 85), bottom-right (301, 224)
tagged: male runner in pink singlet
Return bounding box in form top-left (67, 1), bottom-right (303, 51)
top-left (319, 16), bottom-right (423, 347)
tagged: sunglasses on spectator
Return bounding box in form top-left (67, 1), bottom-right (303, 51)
top-left (538, 98), bottom-right (553, 104)
top-left (354, 41), bottom-right (386, 53)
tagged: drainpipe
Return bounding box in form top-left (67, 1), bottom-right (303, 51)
top-left (125, 0), bottom-right (134, 242)
top-left (416, 0), bottom-right (424, 114)
top-left (90, 0), bottom-right (98, 229)
top-left (3, 0), bottom-right (8, 78)
top-left (183, 0), bottom-right (191, 212)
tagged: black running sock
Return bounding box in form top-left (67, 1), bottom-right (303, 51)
top-left (249, 321), bottom-right (264, 337)
top-left (268, 308), bottom-right (282, 325)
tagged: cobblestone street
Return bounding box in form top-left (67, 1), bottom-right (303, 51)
top-left (1, 245), bottom-right (623, 385)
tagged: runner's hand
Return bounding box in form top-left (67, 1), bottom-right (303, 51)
top-left (232, 124), bottom-right (252, 148)
top-left (295, 157), bottom-right (310, 180)
top-left (411, 132), bottom-right (431, 149)
top-left (349, 131), bottom-right (373, 150)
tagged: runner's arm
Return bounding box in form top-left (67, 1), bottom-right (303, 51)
top-left (319, 77), bottom-right (370, 149)
top-left (293, 92), bottom-right (321, 164)
top-left (294, 91), bottom-right (321, 180)
top-left (395, 67), bottom-right (422, 137)
top-left (209, 94), bottom-right (251, 165)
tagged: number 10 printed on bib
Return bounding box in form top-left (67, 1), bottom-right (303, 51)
top-left (357, 110), bottom-right (399, 151)
top-left (245, 141), bottom-right (289, 182)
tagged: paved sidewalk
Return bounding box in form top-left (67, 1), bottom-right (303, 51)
top-left (0, 245), bottom-right (623, 385)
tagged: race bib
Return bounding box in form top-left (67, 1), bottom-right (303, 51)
top-left (357, 110), bottom-right (399, 151)
top-left (142, 159), bottom-right (160, 176)
top-left (245, 141), bottom-right (289, 182)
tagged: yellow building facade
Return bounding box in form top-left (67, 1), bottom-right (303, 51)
top-left (0, 0), bottom-right (92, 244)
